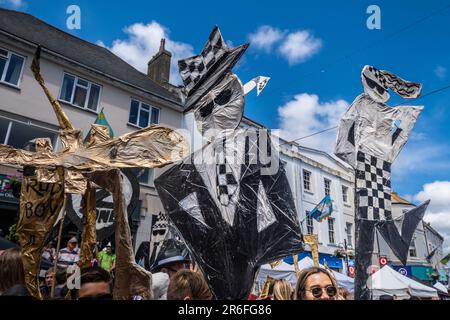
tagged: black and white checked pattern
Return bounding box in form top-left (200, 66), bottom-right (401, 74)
top-left (216, 138), bottom-right (238, 206)
top-left (153, 211), bottom-right (168, 232)
top-left (356, 151), bottom-right (392, 221)
top-left (178, 27), bottom-right (227, 94)
top-left (364, 66), bottom-right (422, 99)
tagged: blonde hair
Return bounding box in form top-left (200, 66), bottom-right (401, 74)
top-left (294, 267), bottom-right (338, 300)
top-left (338, 287), bottom-right (350, 300)
top-left (167, 269), bottom-right (213, 300)
top-left (272, 279), bottom-right (293, 300)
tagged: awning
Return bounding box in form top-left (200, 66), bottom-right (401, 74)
top-left (434, 281), bottom-right (449, 295)
top-left (369, 265), bottom-right (438, 299)
top-left (257, 256), bottom-right (354, 293)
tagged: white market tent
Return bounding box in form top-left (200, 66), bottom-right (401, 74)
top-left (433, 281), bottom-right (449, 294)
top-left (257, 256), bottom-right (354, 293)
top-left (368, 265), bottom-right (438, 299)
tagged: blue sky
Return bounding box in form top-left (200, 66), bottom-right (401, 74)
top-left (2, 0), bottom-right (450, 250)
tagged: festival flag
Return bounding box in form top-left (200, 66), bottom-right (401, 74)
top-left (441, 253), bottom-right (450, 266)
top-left (243, 76), bottom-right (270, 96)
top-left (84, 108), bottom-right (114, 145)
top-left (308, 194), bottom-right (333, 222)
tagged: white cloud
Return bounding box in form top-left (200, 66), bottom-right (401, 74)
top-left (248, 25), bottom-right (285, 53)
top-left (101, 21), bottom-right (194, 85)
top-left (276, 93), bottom-right (348, 152)
top-left (412, 181), bottom-right (450, 255)
top-left (392, 143), bottom-right (450, 181)
top-left (0, 0), bottom-right (25, 8)
top-left (278, 31), bottom-right (322, 65)
top-left (435, 65), bottom-right (447, 79)
top-left (248, 26), bottom-right (322, 65)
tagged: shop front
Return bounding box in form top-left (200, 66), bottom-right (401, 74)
top-left (0, 173), bottom-right (20, 237)
top-left (285, 251), bottom-right (344, 272)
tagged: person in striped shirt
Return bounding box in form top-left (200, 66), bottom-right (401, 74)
top-left (57, 237), bottom-right (80, 269)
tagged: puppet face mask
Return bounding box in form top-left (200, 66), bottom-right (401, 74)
top-left (361, 65), bottom-right (422, 103)
top-left (194, 73), bottom-right (244, 138)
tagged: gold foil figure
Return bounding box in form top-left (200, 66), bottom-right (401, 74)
top-left (0, 47), bottom-right (187, 300)
top-left (77, 181), bottom-right (97, 269)
top-left (16, 166), bottom-right (64, 299)
top-left (30, 46), bottom-right (73, 131)
top-left (259, 276), bottom-right (275, 300)
top-left (270, 259), bottom-right (282, 269)
top-left (304, 234), bottom-right (319, 267)
top-left (0, 125), bottom-right (188, 171)
top-left (293, 254), bottom-right (300, 276)
top-left (86, 124), bottom-right (110, 147)
top-left (89, 170), bottom-right (152, 300)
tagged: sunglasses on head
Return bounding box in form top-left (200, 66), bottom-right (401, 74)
top-left (363, 74), bottom-right (386, 96)
top-left (306, 285), bottom-right (337, 298)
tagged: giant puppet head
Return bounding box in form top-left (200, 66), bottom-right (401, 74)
top-left (178, 27), bottom-right (248, 138)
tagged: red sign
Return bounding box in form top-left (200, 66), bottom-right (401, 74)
top-left (379, 256), bottom-right (388, 266)
top-left (348, 266), bottom-right (355, 277)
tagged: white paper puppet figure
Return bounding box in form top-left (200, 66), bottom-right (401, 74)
top-left (154, 27), bottom-right (303, 299)
top-left (334, 65), bottom-right (430, 300)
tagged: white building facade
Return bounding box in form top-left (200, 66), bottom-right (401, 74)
top-left (279, 141), bottom-right (355, 273)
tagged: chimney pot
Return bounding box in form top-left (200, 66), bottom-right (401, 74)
top-left (147, 38), bottom-right (171, 86)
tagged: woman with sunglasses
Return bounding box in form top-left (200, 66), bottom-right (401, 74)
top-left (294, 267), bottom-right (338, 300)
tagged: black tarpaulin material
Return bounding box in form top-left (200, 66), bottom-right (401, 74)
top-left (377, 200), bottom-right (430, 265)
top-left (154, 130), bottom-right (303, 299)
top-left (179, 26), bottom-right (248, 112)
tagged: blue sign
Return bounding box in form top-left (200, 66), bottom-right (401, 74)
top-left (347, 259), bottom-right (355, 267)
top-left (284, 251), bottom-right (344, 269)
top-left (392, 265), bottom-right (412, 277)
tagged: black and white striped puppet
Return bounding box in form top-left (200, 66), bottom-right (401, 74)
top-left (335, 65), bottom-right (430, 300)
top-left (154, 27), bottom-right (303, 299)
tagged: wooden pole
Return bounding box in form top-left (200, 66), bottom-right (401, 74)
top-left (51, 193), bottom-right (66, 298)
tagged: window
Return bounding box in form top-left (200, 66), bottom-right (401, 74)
top-left (306, 214), bottom-right (314, 235)
top-left (59, 73), bottom-right (101, 111)
top-left (128, 99), bottom-right (160, 128)
top-left (0, 48), bottom-right (25, 87)
top-left (303, 170), bottom-right (311, 192)
top-left (131, 168), bottom-right (155, 186)
top-left (324, 178), bottom-right (331, 196)
top-left (342, 185), bottom-right (349, 203)
top-left (0, 116), bottom-right (58, 148)
top-left (409, 237), bottom-right (417, 257)
top-left (328, 218), bottom-right (335, 244)
top-left (346, 223), bottom-right (353, 247)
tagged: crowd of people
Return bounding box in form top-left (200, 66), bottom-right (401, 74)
top-left (0, 234), bottom-right (354, 300)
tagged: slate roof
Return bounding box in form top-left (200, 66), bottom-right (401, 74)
top-left (0, 8), bottom-right (181, 104)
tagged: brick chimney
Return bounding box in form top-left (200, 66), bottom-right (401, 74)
top-left (147, 38), bottom-right (172, 85)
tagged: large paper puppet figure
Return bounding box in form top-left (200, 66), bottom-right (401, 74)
top-left (154, 27), bottom-right (303, 299)
top-left (334, 65), bottom-right (430, 300)
top-left (0, 47), bottom-right (188, 299)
